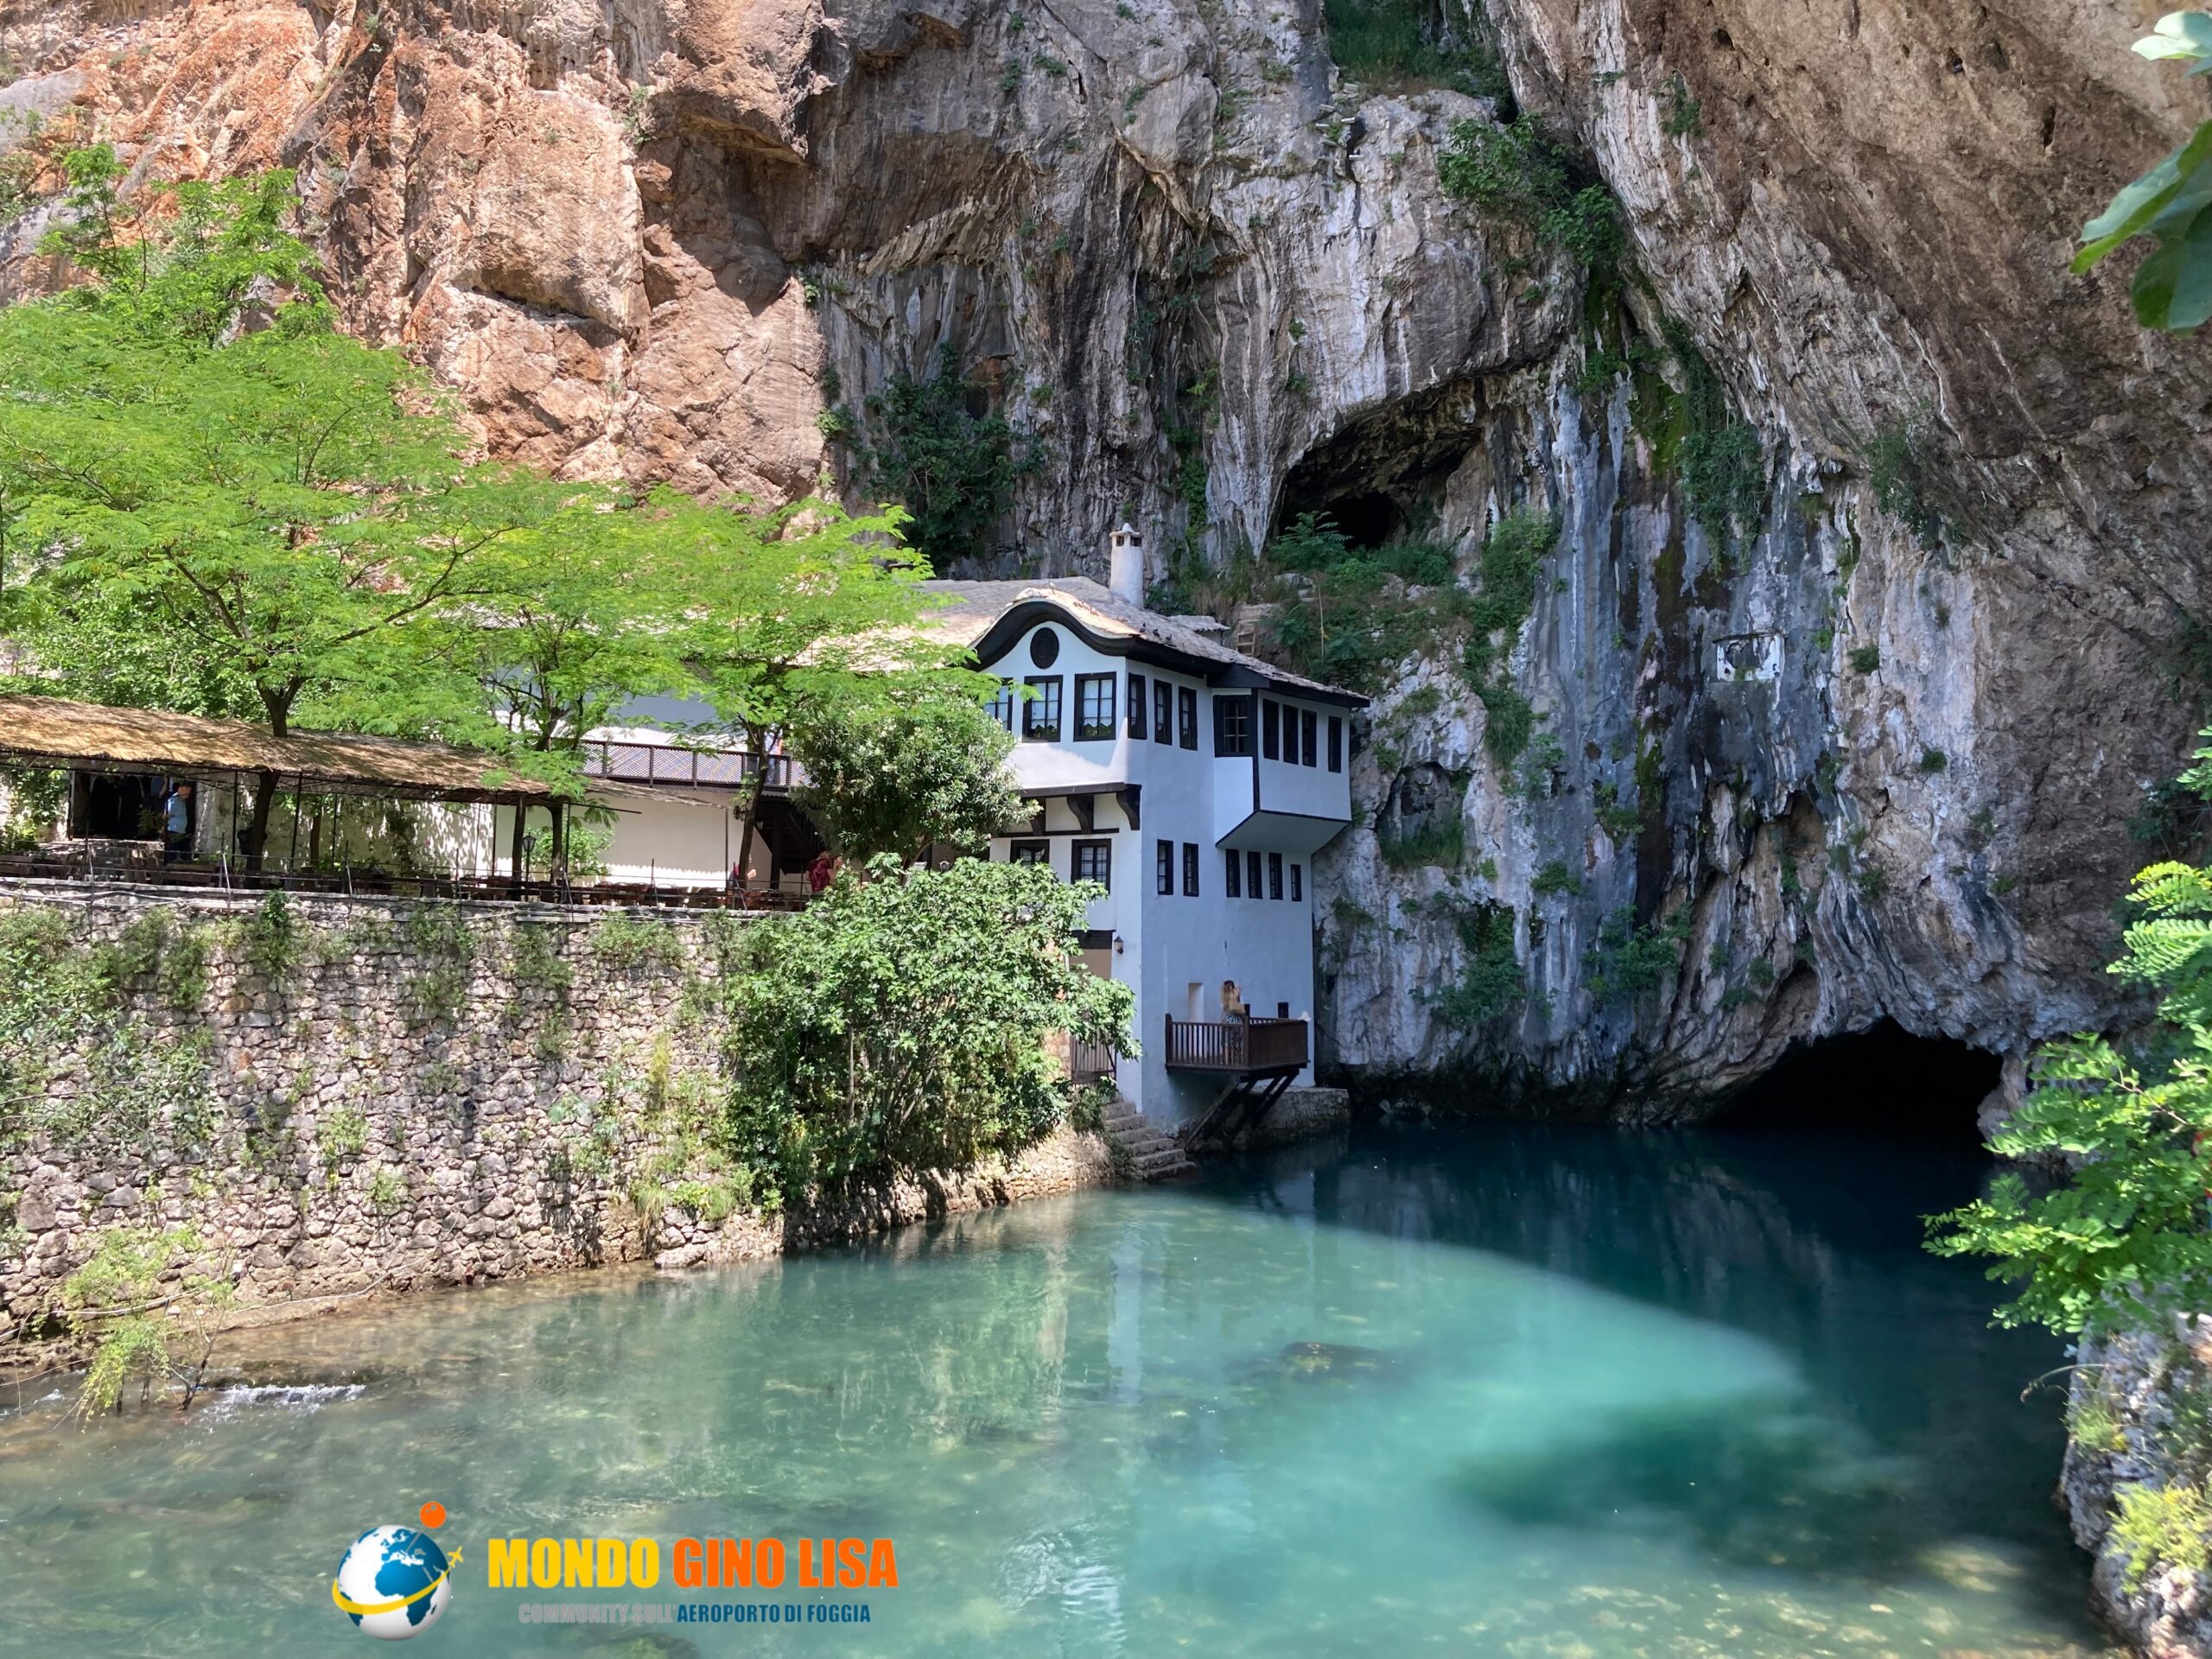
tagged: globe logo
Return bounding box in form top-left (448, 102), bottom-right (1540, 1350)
top-left (332, 1507), bottom-right (460, 1641)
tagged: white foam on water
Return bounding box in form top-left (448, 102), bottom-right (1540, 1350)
top-left (198, 1382), bottom-right (365, 1421)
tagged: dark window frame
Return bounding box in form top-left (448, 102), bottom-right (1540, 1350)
top-left (1268, 851), bottom-right (1284, 899)
top-left (1154, 679), bottom-right (1174, 745)
top-left (1029, 627), bottom-right (1060, 669)
top-left (1246, 849), bottom-right (1263, 899)
top-left (1224, 848), bottom-right (1242, 898)
top-left (1289, 862), bottom-right (1302, 902)
top-left (986, 680), bottom-right (1016, 731)
top-left (1178, 685), bottom-right (1198, 749)
top-left (1074, 672), bottom-right (1116, 741)
top-left (1214, 694), bottom-right (1253, 757)
top-left (1155, 838), bottom-right (1174, 895)
top-left (1300, 708), bottom-right (1319, 767)
top-left (1071, 838), bottom-right (1111, 889)
top-left (1262, 698), bottom-right (1281, 760)
top-left (1327, 715), bottom-right (1344, 772)
top-left (1182, 842), bottom-right (1198, 897)
top-left (1010, 839), bottom-right (1049, 865)
top-left (1021, 676), bottom-right (1063, 742)
top-left (1128, 673), bottom-right (1148, 738)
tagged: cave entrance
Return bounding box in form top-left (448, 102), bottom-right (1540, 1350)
top-left (1319, 491), bottom-right (1402, 551)
top-left (1713, 1019), bottom-right (1999, 1146)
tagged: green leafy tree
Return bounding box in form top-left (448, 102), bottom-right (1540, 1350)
top-left (1930, 744), bottom-right (2212, 1333)
top-left (0, 151), bottom-right (545, 861)
top-left (790, 692), bottom-right (1025, 865)
top-left (719, 856), bottom-right (1136, 1206)
top-left (435, 485), bottom-right (703, 874)
top-left (2075, 11), bottom-right (2212, 331)
top-left (61, 1224), bottom-right (236, 1419)
top-left (665, 498), bottom-right (976, 883)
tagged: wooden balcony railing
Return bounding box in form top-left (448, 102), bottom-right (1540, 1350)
top-left (1162, 1015), bottom-right (1308, 1077)
top-left (581, 741), bottom-right (794, 791)
top-left (1070, 1039), bottom-right (1118, 1084)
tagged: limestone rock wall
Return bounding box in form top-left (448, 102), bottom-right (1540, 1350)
top-left (1, 0), bottom-right (2205, 1104)
top-left (2063, 1327), bottom-right (2212, 1657)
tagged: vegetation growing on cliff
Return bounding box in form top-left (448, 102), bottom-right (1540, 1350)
top-left (1439, 113), bottom-right (1622, 282)
top-left (1461, 507), bottom-right (1560, 766)
top-left (1581, 906), bottom-right (1691, 1005)
top-left (1262, 511), bottom-right (1459, 693)
top-left (1322, 0), bottom-right (1510, 100)
top-left (718, 857), bottom-right (1134, 1209)
top-left (1419, 899), bottom-right (1524, 1032)
top-left (853, 343), bottom-right (1031, 569)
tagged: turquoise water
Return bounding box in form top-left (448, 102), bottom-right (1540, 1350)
top-left (0, 1123), bottom-right (2114, 1656)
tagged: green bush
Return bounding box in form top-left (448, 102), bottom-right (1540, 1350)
top-left (2113, 1481), bottom-right (2212, 1590)
top-left (238, 891), bottom-right (303, 982)
top-left (791, 694), bottom-right (1025, 865)
top-left (1323, 0), bottom-right (1510, 97)
top-left (1261, 512), bottom-right (1463, 694)
top-left (1583, 905), bottom-right (1690, 1003)
top-left (1420, 900), bottom-right (1522, 1030)
top-left (590, 913), bottom-right (685, 972)
top-left (1440, 116), bottom-right (1622, 280)
top-left (859, 344), bottom-right (1031, 569)
top-left (1378, 817), bottom-right (1465, 870)
top-left (1532, 859), bottom-right (1580, 897)
top-left (719, 857), bottom-right (1134, 1208)
top-left (1862, 409), bottom-right (1946, 550)
top-left (1662, 74), bottom-right (1702, 137)
top-left (1930, 739), bottom-right (2212, 1333)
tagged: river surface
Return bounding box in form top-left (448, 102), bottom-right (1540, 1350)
top-left (0, 1122), bottom-right (2113, 1656)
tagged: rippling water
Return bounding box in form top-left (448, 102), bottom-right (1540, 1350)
top-left (0, 1122), bottom-right (2115, 1656)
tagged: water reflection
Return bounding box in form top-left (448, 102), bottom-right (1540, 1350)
top-left (0, 1124), bottom-right (2113, 1656)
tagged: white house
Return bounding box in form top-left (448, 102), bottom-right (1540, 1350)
top-left (919, 527), bottom-right (1365, 1133)
top-left (494, 529), bottom-right (1364, 1132)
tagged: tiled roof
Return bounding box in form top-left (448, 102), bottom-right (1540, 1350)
top-left (917, 578), bottom-right (1362, 702)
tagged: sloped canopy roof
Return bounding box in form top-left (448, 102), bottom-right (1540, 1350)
top-left (917, 578), bottom-right (1366, 707)
top-left (0, 696), bottom-right (563, 804)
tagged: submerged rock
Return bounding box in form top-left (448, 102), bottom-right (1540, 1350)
top-left (1274, 1341), bottom-right (1395, 1382)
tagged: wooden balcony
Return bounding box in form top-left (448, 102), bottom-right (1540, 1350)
top-left (581, 740), bottom-right (793, 791)
top-left (1163, 1015), bottom-right (1309, 1078)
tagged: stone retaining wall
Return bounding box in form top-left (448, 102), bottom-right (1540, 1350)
top-left (0, 880), bottom-right (1114, 1351)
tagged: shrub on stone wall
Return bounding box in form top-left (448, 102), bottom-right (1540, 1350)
top-left (719, 856), bottom-right (1135, 1209)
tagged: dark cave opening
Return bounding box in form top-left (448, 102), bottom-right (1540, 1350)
top-left (1711, 1019), bottom-right (2000, 1146)
top-left (1314, 490), bottom-right (1402, 550)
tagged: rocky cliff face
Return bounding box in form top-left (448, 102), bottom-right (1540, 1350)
top-left (2, 0), bottom-right (2206, 1110)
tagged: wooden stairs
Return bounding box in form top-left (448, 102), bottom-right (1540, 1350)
top-left (1101, 1103), bottom-right (1198, 1181)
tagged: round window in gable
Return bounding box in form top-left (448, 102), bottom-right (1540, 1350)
top-left (1029, 627), bottom-right (1061, 669)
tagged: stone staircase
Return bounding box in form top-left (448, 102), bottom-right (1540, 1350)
top-left (1101, 1103), bottom-right (1198, 1181)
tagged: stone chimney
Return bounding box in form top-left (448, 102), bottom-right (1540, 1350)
top-left (1109, 523), bottom-right (1145, 607)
